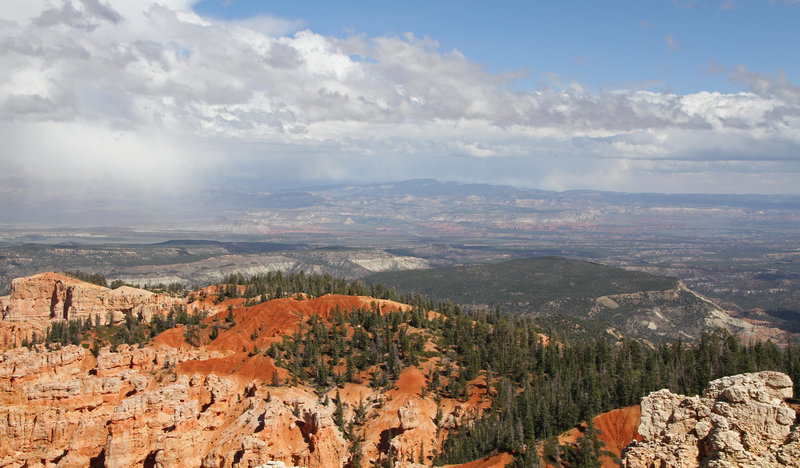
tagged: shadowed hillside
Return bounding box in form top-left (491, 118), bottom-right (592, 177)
top-left (365, 257), bottom-right (677, 309)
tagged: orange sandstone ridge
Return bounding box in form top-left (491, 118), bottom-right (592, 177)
top-left (0, 272), bottom-right (507, 467)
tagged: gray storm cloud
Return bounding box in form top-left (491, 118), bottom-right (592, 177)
top-left (1, 0), bottom-right (799, 220)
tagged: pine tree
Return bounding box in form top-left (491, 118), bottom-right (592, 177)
top-left (572, 419), bottom-right (602, 468)
top-left (334, 390), bottom-right (345, 432)
top-left (348, 435), bottom-right (363, 468)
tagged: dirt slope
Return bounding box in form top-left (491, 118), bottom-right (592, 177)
top-left (556, 406), bottom-right (642, 467)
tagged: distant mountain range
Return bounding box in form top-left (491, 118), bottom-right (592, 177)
top-left (199, 178), bottom-right (800, 241)
top-left (1, 179), bottom-right (798, 321)
top-left (6, 178), bottom-right (799, 238)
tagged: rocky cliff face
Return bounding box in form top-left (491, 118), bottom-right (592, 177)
top-left (0, 273), bottom-right (180, 324)
top-left (622, 371), bottom-right (800, 467)
top-left (0, 343), bottom-right (353, 468)
top-left (0, 344), bottom-right (463, 468)
top-left (0, 278), bottom-right (476, 468)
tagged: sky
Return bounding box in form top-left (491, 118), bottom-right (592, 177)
top-left (2, 0), bottom-right (800, 225)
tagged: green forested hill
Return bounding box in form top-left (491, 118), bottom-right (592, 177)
top-left (364, 256), bottom-right (677, 312)
top-left (363, 257), bottom-right (734, 343)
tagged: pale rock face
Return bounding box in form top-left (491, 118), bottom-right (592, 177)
top-left (299, 409), bottom-right (350, 468)
top-left (105, 376), bottom-right (199, 468)
top-left (623, 371), bottom-right (799, 468)
top-left (0, 272), bottom-right (181, 324)
top-left (198, 390), bottom-right (350, 468)
top-left (389, 399), bottom-right (439, 464)
top-left (254, 462), bottom-right (305, 468)
top-left (398, 400), bottom-right (424, 431)
top-left (0, 344), bottom-right (88, 383)
top-left (95, 343), bottom-right (232, 377)
top-left (0, 345), bottom-right (132, 465)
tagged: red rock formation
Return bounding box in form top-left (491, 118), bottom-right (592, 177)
top-left (0, 272), bottom-right (181, 325)
top-left (0, 274), bottom-right (505, 468)
top-left (0, 342), bottom-right (352, 467)
top-left (0, 345), bottom-right (120, 466)
top-left (0, 320), bottom-right (50, 350)
top-left (205, 294), bottom-right (411, 353)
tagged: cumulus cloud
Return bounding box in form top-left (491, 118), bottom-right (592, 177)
top-left (1, 0), bottom-right (799, 220)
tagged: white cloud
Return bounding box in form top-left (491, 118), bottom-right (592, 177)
top-left (729, 65), bottom-right (800, 105)
top-left (666, 34), bottom-right (681, 52)
top-left (1, 0), bottom-right (799, 212)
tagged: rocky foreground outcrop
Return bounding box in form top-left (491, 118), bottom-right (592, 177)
top-left (622, 371), bottom-right (800, 467)
top-left (0, 342), bottom-right (463, 467)
top-left (0, 343), bottom-right (354, 467)
top-left (0, 272), bottom-right (180, 324)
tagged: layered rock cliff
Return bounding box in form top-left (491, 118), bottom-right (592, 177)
top-left (0, 342), bottom-right (364, 467)
top-left (0, 272), bottom-right (180, 324)
top-left (0, 343), bottom-right (466, 468)
top-left (622, 371), bottom-right (800, 467)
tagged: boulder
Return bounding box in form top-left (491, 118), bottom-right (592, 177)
top-left (623, 371), bottom-right (800, 468)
